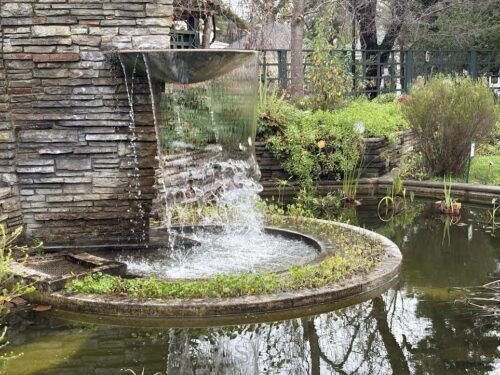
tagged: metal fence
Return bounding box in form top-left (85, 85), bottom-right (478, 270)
top-left (259, 49), bottom-right (500, 97)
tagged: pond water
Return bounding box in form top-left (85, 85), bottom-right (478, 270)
top-left (3, 200), bottom-right (500, 375)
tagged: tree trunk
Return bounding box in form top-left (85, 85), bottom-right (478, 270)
top-left (202, 15), bottom-right (214, 49)
top-left (290, 0), bottom-right (305, 98)
top-left (353, 0), bottom-right (405, 97)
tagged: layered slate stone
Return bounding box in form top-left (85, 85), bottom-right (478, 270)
top-left (0, 1), bottom-right (173, 244)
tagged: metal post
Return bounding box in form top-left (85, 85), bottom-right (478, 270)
top-left (468, 50), bottom-right (478, 80)
top-left (277, 50), bottom-right (288, 90)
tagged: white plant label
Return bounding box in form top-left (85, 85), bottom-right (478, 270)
top-left (470, 143), bottom-right (476, 158)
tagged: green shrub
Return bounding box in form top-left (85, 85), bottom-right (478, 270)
top-left (267, 99), bottom-right (407, 188)
top-left (304, 3), bottom-right (353, 111)
top-left (404, 76), bottom-right (497, 176)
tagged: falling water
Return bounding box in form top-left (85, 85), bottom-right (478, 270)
top-left (116, 50), bottom-right (318, 278)
top-left (118, 55), bottom-right (147, 243)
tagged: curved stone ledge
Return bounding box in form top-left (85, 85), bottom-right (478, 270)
top-left (261, 178), bottom-right (500, 205)
top-left (26, 221), bottom-right (402, 321)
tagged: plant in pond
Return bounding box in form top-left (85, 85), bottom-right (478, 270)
top-left (377, 203), bottom-right (425, 246)
top-left (378, 175), bottom-right (407, 221)
top-left (487, 198), bottom-right (499, 228)
top-left (404, 76), bottom-right (497, 177)
top-left (436, 177), bottom-right (461, 215)
top-left (272, 177), bottom-right (292, 207)
top-left (341, 163), bottom-right (362, 206)
top-left (441, 215), bottom-right (461, 246)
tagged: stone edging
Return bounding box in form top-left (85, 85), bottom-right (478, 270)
top-left (26, 220), bottom-right (402, 319)
top-left (261, 178), bottom-right (500, 205)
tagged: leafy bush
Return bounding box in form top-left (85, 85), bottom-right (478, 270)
top-left (404, 76), bottom-right (497, 176)
top-left (267, 99), bottom-right (407, 188)
top-left (257, 83), bottom-right (301, 140)
top-left (303, 3), bottom-right (353, 111)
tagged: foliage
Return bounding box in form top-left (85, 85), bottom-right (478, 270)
top-left (442, 177), bottom-right (455, 211)
top-left (399, 151), bottom-right (428, 181)
top-left (66, 218), bottom-right (385, 299)
top-left (267, 99), bottom-right (406, 190)
top-left (305, 37), bottom-right (352, 110)
top-left (257, 83), bottom-right (301, 140)
top-left (378, 175), bottom-right (407, 221)
top-left (404, 76), bottom-right (497, 177)
top-left (487, 198), bottom-right (499, 228)
top-left (341, 161), bottom-right (362, 203)
top-left (0, 225), bottom-right (35, 372)
top-left (265, 190), bottom-right (343, 222)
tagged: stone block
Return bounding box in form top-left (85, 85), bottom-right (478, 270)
top-left (1, 3), bottom-right (33, 18)
top-left (33, 54), bottom-right (81, 63)
top-left (145, 4), bottom-right (173, 17)
top-left (32, 25), bottom-right (72, 37)
top-left (72, 35), bottom-right (102, 47)
top-left (17, 166), bottom-right (55, 174)
top-left (132, 35), bottom-right (169, 49)
top-left (19, 130), bottom-right (78, 143)
top-left (85, 134), bottom-right (128, 141)
top-left (56, 158), bottom-right (92, 171)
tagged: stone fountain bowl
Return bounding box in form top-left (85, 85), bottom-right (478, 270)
top-left (15, 219), bottom-right (402, 325)
top-left (111, 49), bottom-right (258, 84)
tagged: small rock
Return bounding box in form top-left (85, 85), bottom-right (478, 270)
top-left (32, 305), bottom-right (52, 312)
top-left (10, 297), bottom-right (27, 306)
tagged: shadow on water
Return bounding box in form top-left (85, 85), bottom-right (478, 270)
top-left (3, 200), bottom-right (500, 374)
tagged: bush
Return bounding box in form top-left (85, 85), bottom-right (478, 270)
top-left (404, 76), bottom-right (497, 176)
top-left (304, 4), bottom-right (353, 111)
top-left (267, 99), bottom-right (407, 188)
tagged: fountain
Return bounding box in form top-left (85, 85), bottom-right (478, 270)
top-left (111, 48), bottom-right (327, 279)
top-left (9, 48), bottom-right (401, 319)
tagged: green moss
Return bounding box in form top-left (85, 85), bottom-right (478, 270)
top-left (65, 218), bottom-right (385, 300)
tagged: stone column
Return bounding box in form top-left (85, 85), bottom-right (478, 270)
top-left (0, 0), bottom-right (173, 245)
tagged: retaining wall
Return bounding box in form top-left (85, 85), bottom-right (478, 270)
top-left (256, 130), bottom-right (416, 181)
top-left (0, 1), bottom-right (173, 244)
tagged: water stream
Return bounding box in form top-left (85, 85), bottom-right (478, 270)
top-left (117, 51), bottom-right (318, 278)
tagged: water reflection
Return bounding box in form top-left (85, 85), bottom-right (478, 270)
top-left (3, 203), bottom-right (500, 374)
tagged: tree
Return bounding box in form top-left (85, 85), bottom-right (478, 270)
top-left (290, 0), bottom-right (305, 97)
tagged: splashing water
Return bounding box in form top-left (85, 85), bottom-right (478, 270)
top-left (117, 50), bottom-right (318, 278)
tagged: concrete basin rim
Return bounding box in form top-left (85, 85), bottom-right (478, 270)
top-left (26, 219), bottom-right (402, 318)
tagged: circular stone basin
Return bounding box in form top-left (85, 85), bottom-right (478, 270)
top-left (111, 226), bottom-right (322, 279)
top-left (25, 219), bottom-right (402, 323)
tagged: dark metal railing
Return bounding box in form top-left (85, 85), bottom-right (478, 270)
top-left (259, 49), bottom-right (500, 96)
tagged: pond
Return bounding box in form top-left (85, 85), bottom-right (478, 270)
top-left (3, 200), bottom-right (500, 375)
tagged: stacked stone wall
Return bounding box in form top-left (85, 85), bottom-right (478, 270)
top-left (256, 130), bottom-right (417, 182)
top-left (0, 1), bottom-right (173, 244)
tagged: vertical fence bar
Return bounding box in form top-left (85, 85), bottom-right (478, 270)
top-left (277, 50), bottom-right (288, 90)
top-left (403, 50), bottom-right (414, 93)
top-left (468, 50), bottom-right (478, 80)
top-left (261, 51), bottom-right (267, 83)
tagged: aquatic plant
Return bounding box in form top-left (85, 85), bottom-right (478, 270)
top-left (341, 164), bottom-right (362, 205)
top-left (487, 198), bottom-right (499, 228)
top-left (377, 175), bottom-right (407, 221)
top-left (437, 177), bottom-right (461, 215)
top-left (443, 177), bottom-right (453, 210)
